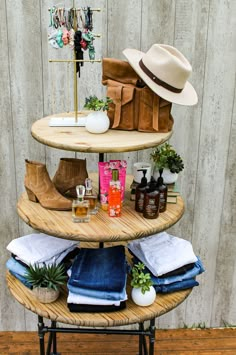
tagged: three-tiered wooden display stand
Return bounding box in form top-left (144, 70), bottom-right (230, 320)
top-left (7, 112), bottom-right (192, 355)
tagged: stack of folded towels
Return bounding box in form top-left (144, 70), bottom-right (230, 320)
top-left (128, 232), bottom-right (204, 293)
top-left (6, 233), bottom-right (79, 289)
top-left (67, 245), bottom-right (128, 312)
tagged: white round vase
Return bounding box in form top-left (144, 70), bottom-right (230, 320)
top-left (85, 111), bottom-right (110, 134)
top-left (153, 168), bottom-right (178, 185)
top-left (131, 286), bottom-right (156, 307)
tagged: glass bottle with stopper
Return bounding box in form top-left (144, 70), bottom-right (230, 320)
top-left (84, 178), bottom-right (98, 215)
top-left (72, 185), bottom-right (90, 223)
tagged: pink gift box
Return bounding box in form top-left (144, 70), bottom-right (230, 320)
top-left (98, 160), bottom-right (127, 208)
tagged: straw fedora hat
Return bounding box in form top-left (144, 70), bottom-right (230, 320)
top-left (123, 44), bottom-right (198, 106)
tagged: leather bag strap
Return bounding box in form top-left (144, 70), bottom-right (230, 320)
top-left (108, 85), bottom-right (123, 128)
top-left (152, 94), bottom-right (159, 131)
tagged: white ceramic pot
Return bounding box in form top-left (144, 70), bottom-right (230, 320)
top-left (153, 168), bottom-right (178, 184)
top-left (131, 286), bottom-right (156, 307)
top-left (133, 162), bottom-right (152, 183)
top-left (32, 287), bottom-right (60, 303)
top-left (85, 111), bottom-right (110, 134)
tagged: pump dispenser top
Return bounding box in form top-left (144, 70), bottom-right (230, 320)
top-left (138, 169), bottom-right (147, 187)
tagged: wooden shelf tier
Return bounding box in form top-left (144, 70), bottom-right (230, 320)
top-left (17, 175), bottom-right (184, 242)
top-left (31, 113), bottom-right (173, 153)
top-left (6, 272), bottom-right (191, 328)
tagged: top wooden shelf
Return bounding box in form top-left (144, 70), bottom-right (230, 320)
top-left (31, 113), bottom-right (173, 153)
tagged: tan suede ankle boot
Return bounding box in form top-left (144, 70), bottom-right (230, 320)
top-left (24, 160), bottom-right (72, 211)
top-left (52, 158), bottom-right (88, 198)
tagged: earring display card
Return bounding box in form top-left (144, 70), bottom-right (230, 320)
top-left (49, 115), bottom-right (87, 127)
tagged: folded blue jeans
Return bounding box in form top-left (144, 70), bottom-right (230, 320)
top-left (9, 270), bottom-right (32, 289)
top-left (67, 281), bottom-right (127, 301)
top-left (133, 256), bottom-right (204, 285)
top-left (154, 278), bottom-right (199, 293)
top-left (68, 246), bottom-right (127, 300)
top-left (6, 257), bottom-right (29, 277)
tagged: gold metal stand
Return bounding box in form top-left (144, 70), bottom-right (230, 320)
top-left (48, 2), bottom-right (101, 125)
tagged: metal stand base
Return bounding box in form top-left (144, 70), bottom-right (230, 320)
top-left (37, 316), bottom-right (156, 355)
top-left (49, 116), bottom-right (87, 127)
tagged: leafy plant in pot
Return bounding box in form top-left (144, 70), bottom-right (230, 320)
top-left (150, 142), bottom-right (184, 184)
top-left (84, 95), bottom-right (112, 134)
top-left (25, 263), bottom-right (67, 303)
top-left (131, 262), bottom-right (156, 306)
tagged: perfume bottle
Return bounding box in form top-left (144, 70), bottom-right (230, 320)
top-left (84, 178), bottom-right (98, 215)
top-left (108, 169), bottom-right (121, 217)
top-left (72, 185), bottom-right (90, 223)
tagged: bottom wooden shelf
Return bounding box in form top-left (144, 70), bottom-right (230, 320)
top-left (6, 272), bottom-right (191, 328)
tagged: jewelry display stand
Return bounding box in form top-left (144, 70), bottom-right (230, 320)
top-left (48, 1), bottom-right (101, 127)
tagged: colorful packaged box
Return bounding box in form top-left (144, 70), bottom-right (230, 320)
top-left (98, 160), bottom-right (127, 210)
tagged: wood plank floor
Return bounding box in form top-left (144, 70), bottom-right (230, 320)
top-left (0, 328), bottom-right (235, 354)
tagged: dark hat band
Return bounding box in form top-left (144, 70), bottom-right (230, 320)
top-left (139, 59), bottom-right (183, 93)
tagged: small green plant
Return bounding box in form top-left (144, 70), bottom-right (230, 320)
top-left (25, 263), bottom-right (67, 291)
top-left (150, 142), bottom-right (184, 174)
top-left (84, 95), bottom-right (112, 111)
top-left (131, 262), bottom-right (153, 294)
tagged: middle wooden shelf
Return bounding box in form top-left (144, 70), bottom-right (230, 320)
top-left (17, 174), bottom-right (184, 243)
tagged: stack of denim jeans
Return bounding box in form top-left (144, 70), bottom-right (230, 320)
top-left (67, 245), bottom-right (128, 312)
top-left (6, 233), bottom-right (80, 288)
top-left (128, 232), bottom-right (205, 293)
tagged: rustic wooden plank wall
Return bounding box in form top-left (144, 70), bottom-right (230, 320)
top-left (0, 0), bottom-right (235, 330)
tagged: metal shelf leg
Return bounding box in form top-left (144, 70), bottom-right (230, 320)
top-left (138, 323), bottom-right (143, 355)
top-left (38, 316), bottom-right (45, 355)
top-left (46, 321), bottom-right (60, 355)
top-left (149, 318), bottom-right (156, 355)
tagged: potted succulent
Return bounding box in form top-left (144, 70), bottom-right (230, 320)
top-left (150, 142), bottom-right (184, 184)
top-left (131, 262), bottom-right (156, 307)
top-left (25, 263), bottom-right (67, 303)
top-left (84, 95), bottom-right (112, 134)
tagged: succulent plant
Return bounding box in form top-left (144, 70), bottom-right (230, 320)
top-left (131, 262), bottom-right (153, 294)
top-left (25, 263), bottom-right (67, 291)
top-left (84, 95), bottom-right (112, 111)
top-left (150, 142), bottom-right (184, 174)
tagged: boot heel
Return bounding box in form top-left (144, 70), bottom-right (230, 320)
top-left (25, 187), bottom-right (38, 203)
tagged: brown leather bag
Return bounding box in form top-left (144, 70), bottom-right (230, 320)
top-left (102, 58), bottom-right (174, 133)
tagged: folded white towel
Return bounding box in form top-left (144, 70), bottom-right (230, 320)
top-left (7, 233), bottom-right (79, 266)
top-left (128, 232), bottom-right (197, 276)
top-left (67, 291), bottom-right (127, 306)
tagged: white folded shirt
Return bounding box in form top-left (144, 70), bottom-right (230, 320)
top-left (7, 233), bottom-right (79, 266)
top-left (67, 291), bottom-right (127, 306)
top-left (128, 232), bottom-right (197, 276)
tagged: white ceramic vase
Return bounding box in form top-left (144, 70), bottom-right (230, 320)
top-left (131, 286), bottom-right (156, 307)
top-left (153, 168), bottom-right (178, 185)
top-left (85, 111), bottom-right (110, 134)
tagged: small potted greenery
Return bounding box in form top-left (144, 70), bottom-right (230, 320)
top-left (25, 263), bottom-right (67, 303)
top-left (150, 142), bottom-right (184, 184)
top-left (84, 95), bottom-right (112, 134)
top-left (131, 262), bottom-right (156, 307)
